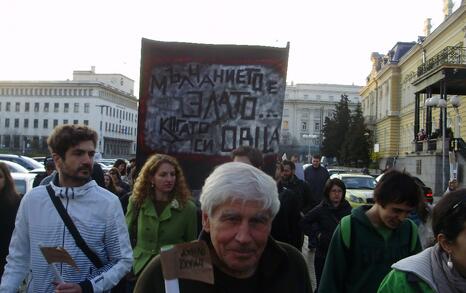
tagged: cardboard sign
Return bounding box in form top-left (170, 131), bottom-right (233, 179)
top-left (137, 39), bottom-right (289, 190)
top-left (160, 240), bottom-right (214, 284)
top-left (40, 246), bottom-right (78, 271)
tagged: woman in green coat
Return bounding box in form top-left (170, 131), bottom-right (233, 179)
top-left (126, 154), bottom-right (198, 277)
top-left (378, 189), bottom-right (466, 292)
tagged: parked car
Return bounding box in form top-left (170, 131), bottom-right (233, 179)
top-left (32, 156), bottom-right (47, 164)
top-left (375, 174), bottom-right (433, 204)
top-left (11, 172), bottom-right (37, 196)
top-left (0, 160), bottom-right (30, 173)
top-left (0, 154), bottom-right (44, 171)
top-left (331, 173), bottom-right (377, 208)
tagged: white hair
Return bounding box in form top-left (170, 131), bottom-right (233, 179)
top-left (200, 162), bottom-right (280, 218)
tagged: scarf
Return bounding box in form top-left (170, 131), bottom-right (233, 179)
top-left (431, 244), bottom-right (466, 293)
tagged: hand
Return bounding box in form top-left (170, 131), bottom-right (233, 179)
top-left (54, 282), bottom-right (82, 293)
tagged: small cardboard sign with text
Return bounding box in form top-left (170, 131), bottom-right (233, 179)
top-left (40, 246), bottom-right (78, 270)
top-left (160, 240), bottom-right (214, 284)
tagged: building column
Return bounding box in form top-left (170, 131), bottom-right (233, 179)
top-left (414, 93), bottom-right (420, 140)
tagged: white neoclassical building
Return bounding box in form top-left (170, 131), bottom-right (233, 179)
top-left (0, 67), bottom-right (138, 157)
top-left (281, 83), bottom-right (363, 159)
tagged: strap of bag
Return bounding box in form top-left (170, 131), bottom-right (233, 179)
top-left (46, 184), bottom-right (104, 269)
top-left (340, 214), bottom-right (351, 249)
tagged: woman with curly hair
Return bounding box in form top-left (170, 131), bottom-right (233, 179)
top-left (0, 162), bottom-right (21, 279)
top-left (126, 154), bottom-right (198, 278)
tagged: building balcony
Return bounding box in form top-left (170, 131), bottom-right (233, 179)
top-left (417, 46), bottom-right (466, 78)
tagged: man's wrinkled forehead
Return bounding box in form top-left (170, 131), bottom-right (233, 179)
top-left (212, 198), bottom-right (271, 217)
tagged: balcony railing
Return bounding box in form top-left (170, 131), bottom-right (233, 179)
top-left (417, 46), bottom-right (466, 77)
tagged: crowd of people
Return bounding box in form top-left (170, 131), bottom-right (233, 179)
top-left (0, 123), bottom-right (465, 293)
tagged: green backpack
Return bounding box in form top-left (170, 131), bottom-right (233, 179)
top-left (340, 215), bottom-right (419, 252)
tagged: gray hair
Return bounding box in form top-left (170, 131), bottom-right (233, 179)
top-left (200, 162), bottom-right (280, 218)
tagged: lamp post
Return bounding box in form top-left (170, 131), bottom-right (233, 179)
top-left (425, 95), bottom-right (461, 192)
top-left (302, 134), bottom-right (318, 162)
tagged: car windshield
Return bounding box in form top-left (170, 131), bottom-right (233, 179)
top-left (342, 177), bottom-right (376, 189)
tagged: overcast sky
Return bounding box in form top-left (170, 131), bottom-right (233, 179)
top-left (0, 0), bottom-right (460, 93)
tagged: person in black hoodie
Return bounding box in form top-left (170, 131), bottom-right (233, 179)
top-left (301, 178), bottom-right (351, 291)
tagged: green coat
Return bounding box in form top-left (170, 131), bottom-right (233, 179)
top-left (378, 269), bottom-right (434, 293)
top-left (126, 196), bottom-right (198, 275)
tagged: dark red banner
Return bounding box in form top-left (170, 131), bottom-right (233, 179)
top-left (137, 38), bottom-right (289, 190)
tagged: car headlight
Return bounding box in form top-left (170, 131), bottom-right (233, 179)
top-left (349, 194), bottom-right (364, 203)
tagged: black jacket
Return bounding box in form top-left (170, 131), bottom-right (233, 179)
top-left (300, 199), bottom-right (351, 258)
top-left (271, 188), bottom-right (302, 250)
top-left (303, 166), bottom-right (329, 203)
top-left (277, 175), bottom-right (314, 213)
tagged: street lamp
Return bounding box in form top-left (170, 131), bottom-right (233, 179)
top-left (425, 95), bottom-right (461, 192)
top-left (302, 134), bottom-right (318, 162)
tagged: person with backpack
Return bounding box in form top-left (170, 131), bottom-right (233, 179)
top-left (301, 178), bottom-right (352, 291)
top-left (377, 189), bottom-right (466, 293)
top-left (318, 170), bottom-right (424, 293)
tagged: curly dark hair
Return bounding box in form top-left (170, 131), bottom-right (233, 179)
top-left (47, 124), bottom-right (98, 158)
top-left (132, 154), bottom-right (191, 208)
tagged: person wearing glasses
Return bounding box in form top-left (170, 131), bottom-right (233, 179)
top-left (378, 189), bottom-right (466, 292)
top-left (125, 154), bottom-right (198, 283)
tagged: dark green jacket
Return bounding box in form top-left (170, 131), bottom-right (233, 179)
top-left (318, 205), bottom-right (422, 293)
top-left (134, 232), bottom-right (312, 293)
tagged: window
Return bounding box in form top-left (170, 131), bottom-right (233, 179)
top-left (314, 122), bottom-right (320, 131)
top-left (25, 102), bottom-right (30, 112)
top-left (14, 118), bottom-right (19, 128)
top-left (64, 103), bottom-right (69, 113)
top-left (283, 109), bottom-right (289, 117)
top-left (15, 102), bottom-right (20, 112)
top-left (73, 120), bottom-right (78, 124)
top-left (44, 102), bottom-right (49, 112)
top-left (63, 119), bottom-right (68, 124)
top-left (34, 119), bottom-right (38, 128)
top-left (24, 119), bottom-right (29, 128)
top-left (74, 103), bottom-right (79, 113)
top-left (0, 102), bottom-right (2, 111)
top-left (34, 102), bottom-right (39, 112)
top-left (301, 121), bottom-right (307, 131)
top-left (43, 119), bottom-right (48, 129)
top-left (6, 102), bottom-right (10, 112)
top-left (54, 103), bottom-right (59, 112)
top-left (53, 119), bottom-right (58, 128)
top-left (5, 118), bottom-right (10, 128)
top-left (84, 120), bottom-right (89, 126)
top-left (84, 103), bottom-right (90, 113)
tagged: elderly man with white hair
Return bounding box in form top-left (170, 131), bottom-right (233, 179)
top-left (134, 162), bottom-right (312, 292)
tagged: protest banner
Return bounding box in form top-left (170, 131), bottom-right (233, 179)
top-left (137, 39), bottom-right (289, 190)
